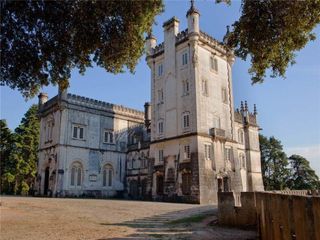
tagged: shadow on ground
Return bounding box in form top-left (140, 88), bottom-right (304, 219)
top-left (97, 205), bottom-right (257, 240)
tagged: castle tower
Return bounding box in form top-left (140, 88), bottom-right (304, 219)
top-left (146, 2), bottom-right (263, 204)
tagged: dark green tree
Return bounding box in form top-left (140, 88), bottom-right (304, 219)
top-left (287, 154), bottom-right (320, 190)
top-left (0, 119), bottom-right (14, 193)
top-left (259, 134), bottom-right (290, 190)
top-left (1, 105), bottom-right (40, 195)
top-left (224, 0), bottom-right (320, 84)
top-left (1, 0), bottom-right (163, 98)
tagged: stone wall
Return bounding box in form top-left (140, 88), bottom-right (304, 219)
top-left (218, 191), bottom-right (320, 240)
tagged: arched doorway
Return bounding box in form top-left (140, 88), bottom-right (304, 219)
top-left (44, 167), bottom-right (49, 195)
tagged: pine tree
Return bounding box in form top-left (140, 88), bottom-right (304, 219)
top-left (1, 105), bottom-right (40, 195)
top-left (259, 135), bottom-right (289, 190)
top-left (0, 119), bottom-right (14, 193)
top-left (287, 154), bottom-right (320, 190)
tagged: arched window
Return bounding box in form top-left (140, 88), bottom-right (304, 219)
top-left (239, 153), bottom-right (246, 169)
top-left (70, 162), bottom-right (82, 186)
top-left (238, 129), bottom-right (244, 144)
top-left (103, 164), bottom-right (113, 187)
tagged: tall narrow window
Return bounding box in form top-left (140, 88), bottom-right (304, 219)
top-left (184, 145), bottom-right (190, 159)
top-left (210, 56), bottom-right (218, 72)
top-left (104, 130), bottom-right (114, 143)
top-left (182, 113), bottom-right (190, 130)
top-left (204, 144), bottom-right (213, 160)
top-left (182, 172), bottom-right (191, 195)
top-left (158, 89), bottom-right (164, 103)
top-left (103, 164), bottom-right (113, 187)
top-left (159, 149), bottom-right (164, 162)
top-left (158, 63), bottom-right (163, 76)
top-left (238, 129), bottom-right (244, 144)
top-left (222, 88), bottom-right (228, 104)
top-left (70, 162), bottom-right (82, 186)
top-left (225, 148), bottom-right (232, 162)
top-left (72, 125), bottom-right (84, 140)
top-left (182, 52), bottom-right (188, 65)
top-left (239, 153), bottom-right (246, 169)
top-left (202, 79), bottom-right (208, 96)
top-left (182, 80), bottom-right (189, 95)
top-left (158, 120), bottom-right (164, 135)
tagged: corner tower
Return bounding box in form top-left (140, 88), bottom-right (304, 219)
top-left (146, 3), bottom-right (263, 204)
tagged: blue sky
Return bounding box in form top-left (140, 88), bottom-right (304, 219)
top-left (1, 1), bottom-right (319, 175)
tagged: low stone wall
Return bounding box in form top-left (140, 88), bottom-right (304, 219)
top-left (218, 191), bottom-right (320, 240)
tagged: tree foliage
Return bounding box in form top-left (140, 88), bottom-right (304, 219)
top-left (259, 134), bottom-right (289, 190)
top-left (225, 0), bottom-right (320, 83)
top-left (0, 0), bottom-right (163, 98)
top-left (0, 105), bottom-right (40, 194)
top-left (287, 154), bottom-right (320, 190)
top-left (259, 134), bottom-right (320, 190)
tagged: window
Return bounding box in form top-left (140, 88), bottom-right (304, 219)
top-left (204, 144), bottom-right (213, 160)
top-left (213, 117), bottom-right (221, 129)
top-left (45, 120), bottom-right (54, 142)
top-left (202, 79), bottom-right (208, 96)
top-left (72, 125), bottom-right (84, 140)
top-left (222, 88), bottom-right (228, 104)
top-left (158, 63), bottom-right (163, 76)
top-left (182, 80), bottom-right (189, 95)
top-left (182, 172), bottom-right (191, 195)
top-left (158, 89), bottom-right (164, 103)
top-left (225, 147), bottom-right (232, 161)
top-left (167, 168), bottom-right (175, 182)
top-left (182, 113), bottom-right (190, 129)
top-left (238, 129), bottom-right (244, 144)
top-left (104, 130), bottom-right (114, 143)
top-left (103, 164), bottom-right (113, 187)
top-left (182, 52), bottom-right (188, 65)
top-left (184, 145), bottom-right (190, 159)
top-left (70, 162), bottom-right (82, 186)
top-left (158, 120), bottom-right (164, 135)
top-left (239, 153), bottom-right (246, 169)
top-left (159, 149), bottom-right (164, 162)
top-left (210, 56), bottom-right (218, 72)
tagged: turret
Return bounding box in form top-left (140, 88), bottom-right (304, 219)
top-left (187, 0), bottom-right (200, 34)
top-left (38, 92), bottom-right (48, 108)
top-left (144, 102), bottom-right (151, 132)
top-left (145, 33), bottom-right (157, 57)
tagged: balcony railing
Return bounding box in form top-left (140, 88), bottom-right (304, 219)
top-left (209, 128), bottom-right (226, 138)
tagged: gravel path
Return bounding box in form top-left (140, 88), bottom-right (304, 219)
top-left (1, 196), bottom-right (257, 240)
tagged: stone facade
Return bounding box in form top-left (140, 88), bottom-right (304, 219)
top-left (35, 4), bottom-right (264, 204)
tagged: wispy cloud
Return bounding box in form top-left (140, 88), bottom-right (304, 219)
top-left (285, 144), bottom-right (320, 176)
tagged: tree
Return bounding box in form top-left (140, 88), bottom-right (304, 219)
top-left (224, 0), bottom-right (320, 84)
top-left (0, 119), bottom-right (14, 193)
top-left (287, 154), bottom-right (320, 190)
top-left (1, 105), bottom-right (40, 194)
top-left (259, 134), bottom-right (289, 190)
top-left (1, 0), bottom-right (163, 98)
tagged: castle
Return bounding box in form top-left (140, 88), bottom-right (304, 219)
top-left (35, 4), bottom-right (264, 204)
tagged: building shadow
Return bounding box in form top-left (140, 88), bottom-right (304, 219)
top-left (97, 205), bottom-right (216, 240)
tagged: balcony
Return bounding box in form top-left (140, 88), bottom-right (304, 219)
top-left (209, 128), bottom-right (226, 139)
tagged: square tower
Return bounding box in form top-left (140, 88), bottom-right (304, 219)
top-left (146, 4), bottom-right (264, 204)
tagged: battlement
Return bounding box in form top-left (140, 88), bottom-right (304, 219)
top-left (67, 93), bottom-right (144, 119)
top-left (199, 31), bottom-right (229, 54)
top-left (150, 29), bottom-right (230, 58)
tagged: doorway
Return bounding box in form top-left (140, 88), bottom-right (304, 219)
top-left (44, 167), bottom-right (49, 195)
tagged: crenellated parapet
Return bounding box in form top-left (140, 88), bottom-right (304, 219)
top-left (66, 93), bottom-right (144, 119)
top-left (234, 101), bottom-right (258, 126)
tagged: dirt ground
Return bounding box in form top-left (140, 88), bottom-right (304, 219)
top-left (1, 196), bottom-right (257, 240)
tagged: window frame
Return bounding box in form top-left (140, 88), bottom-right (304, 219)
top-left (72, 125), bottom-right (85, 140)
top-left (182, 52), bottom-right (188, 66)
top-left (103, 130), bottom-right (114, 144)
top-left (182, 112), bottom-right (190, 131)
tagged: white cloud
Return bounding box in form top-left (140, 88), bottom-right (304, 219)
top-left (285, 144), bottom-right (320, 177)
